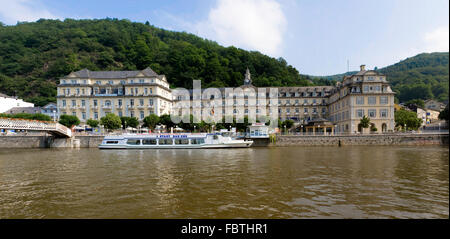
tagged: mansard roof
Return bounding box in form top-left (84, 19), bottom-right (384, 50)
top-left (67, 67), bottom-right (159, 79)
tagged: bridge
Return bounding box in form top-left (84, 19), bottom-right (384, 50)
top-left (0, 118), bottom-right (72, 138)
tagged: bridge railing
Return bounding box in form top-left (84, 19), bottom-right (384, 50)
top-left (0, 117), bottom-right (72, 137)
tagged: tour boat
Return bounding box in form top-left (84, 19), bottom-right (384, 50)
top-left (98, 133), bottom-right (253, 149)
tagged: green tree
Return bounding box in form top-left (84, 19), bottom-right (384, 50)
top-left (100, 113), bottom-right (122, 131)
top-left (86, 119), bottom-right (99, 128)
top-left (159, 114), bottom-right (175, 130)
top-left (143, 114), bottom-right (160, 129)
top-left (59, 115), bottom-right (80, 128)
top-left (394, 109), bottom-right (422, 130)
top-left (405, 99), bottom-right (425, 108)
top-left (439, 105), bottom-right (449, 121)
top-left (359, 116), bottom-right (371, 129)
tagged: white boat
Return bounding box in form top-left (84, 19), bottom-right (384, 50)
top-left (98, 133), bottom-right (253, 149)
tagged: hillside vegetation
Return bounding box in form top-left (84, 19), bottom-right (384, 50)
top-left (0, 18), bottom-right (311, 106)
top-left (0, 19), bottom-right (448, 106)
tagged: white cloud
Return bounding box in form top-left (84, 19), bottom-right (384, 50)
top-left (195, 0), bottom-right (287, 56)
top-left (424, 25), bottom-right (449, 52)
top-left (0, 0), bottom-right (59, 25)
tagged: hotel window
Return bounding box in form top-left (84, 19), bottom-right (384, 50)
top-left (94, 100), bottom-right (98, 107)
top-left (118, 111), bottom-right (123, 117)
top-left (304, 108), bottom-right (308, 113)
top-left (94, 112), bottom-right (98, 119)
top-left (357, 109), bottom-right (364, 118)
top-left (380, 109), bottom-right (388, 118)
top-left (364, 86), bottom-right (369, 92)
top-left (96, 81), bottom-right (101, 85)
top-left (130, 111), bottom-right (135, 117)
top-left (286, 108), bottom-right (290, 113)
top-left (150, 88), bottom-right (153, 94)
top-left (72, 112), bottom-right (76, 116)
top-left (296, 108), bottom-right (299, 113)
top-left (82, 89), bottom-right (85, 95)
top-left (118, 99), bottom-right (122, 106)
top-left (140, 111), bottom-right (144, 119)
top-left (82, 112), bottom-right (86, 120)
top-left (139, 99), bottom-right (144, 106)
top-left (130, 99), bottom-right (134, 106)
top-left (380, 96), bottom-right (388, 104)
top-left (105, 100), bottom-right (111, 107)
top-left (62, 100), bottom-right (66, 107)
top-left (76, 88), bottom-right (80, 95)
top-left (356, 96), bottom-right (364, 105)
top-left (304, 99), bottom-right (308, 104)
top-left (295, 99), bottom-right (299, 104)
top-left (322, 108), bottom-right (326, 113)
top-left (71, 80), bottom-right (77, 84)
top-left (245, 109), bottom-right (249, 114)
top-left (67, 89), bottom-right (71, 95)
top-left (368, 109), bottom-right (376, 118)
top-left (108, 80), bottom-right (113, 85)
top-left (368, 96), bottom-right (376, 105)
top-left (81, 100), bottom-right (85, 107)
top-left (375, 86), bottom-right (381, 92)
top-left (72, 100), bottom-right (76, 107)
top-left (149, 99), bottom-right (153, 106)
top-left (313, 108), bottom-right (317, 113)
top-left (135, 88), bottom-right (138, 94)
top-left (368, 76), bottom-right (375, 81)
top-left (144, 88), bottom-right (148, 95)
top-left (139, 79), bottom-right (145, 83)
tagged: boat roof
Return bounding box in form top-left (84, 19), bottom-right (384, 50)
top-left (103, 133), bottom-right (209, 140)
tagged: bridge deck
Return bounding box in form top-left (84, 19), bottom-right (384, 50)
top-left (0, 118), bottom-right (72, 138)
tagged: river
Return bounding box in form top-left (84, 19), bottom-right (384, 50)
top-left (0, 146), bottom-right (448, 218)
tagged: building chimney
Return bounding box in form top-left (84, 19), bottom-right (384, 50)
top-left (360, 65), bottom-right (366, 71)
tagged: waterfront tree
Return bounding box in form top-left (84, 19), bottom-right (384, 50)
top-left (159, 114), bottom-right (176, 131)
top-left (100, 113), bottom-right (122, 131)
top-left (59, 115), bottom-right (80, 128)
top-left (359, 116), bottom-right (371, 129)
top-left (394, 109), bottom-right (422, 130)
top-left (439, 105), bottom-right (449, 121)
top-left (143, 114), bottom-right (160, 130)
top-left (86, 119), bottom-right (99, 128)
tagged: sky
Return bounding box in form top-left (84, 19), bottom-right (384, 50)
top-left (0, 0), bottom-right (448, 76)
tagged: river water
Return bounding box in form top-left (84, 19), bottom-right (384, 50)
top-left (0, 146), bottom-right (448, 219)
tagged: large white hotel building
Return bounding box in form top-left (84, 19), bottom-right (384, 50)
top-left (57, 65), bottom-right (395, 134)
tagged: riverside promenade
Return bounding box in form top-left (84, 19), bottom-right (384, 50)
top-left (0, 132), bottom-right (448, 148)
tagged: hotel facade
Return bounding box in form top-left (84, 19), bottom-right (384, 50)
top-left (57, 65), bottom-right (395, 134)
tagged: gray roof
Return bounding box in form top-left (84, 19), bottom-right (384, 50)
top-left (68, 67), bottom-right (159, 79)
top-left (5, 107), bottom-right (42, 114)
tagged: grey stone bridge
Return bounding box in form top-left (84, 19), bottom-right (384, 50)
top-left (0, 118), bottom-right (72, 138)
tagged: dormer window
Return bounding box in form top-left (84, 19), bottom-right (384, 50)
top-left (71, 80), bottom-right (77, 84)
top-left (96, 81), bottom-right (101, 85)
top-left (108, 80), bottom-right (113, 85)
top-left (139, 79), bottom-right (145, 83)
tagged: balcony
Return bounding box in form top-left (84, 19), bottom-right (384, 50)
top-left (137, 105), bottom-right (146, 109)
top-left (102, 105), bottom-right (112, 109)
top-left (116, 105), bottom-right (123, 109)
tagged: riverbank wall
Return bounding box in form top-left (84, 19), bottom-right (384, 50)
top-left (271, 133), bottom-right (449, 147)
top-left (0, 134), bottom-right (448, 148)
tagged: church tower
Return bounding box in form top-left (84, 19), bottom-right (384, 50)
top-left (244, 68), bottom-right (252, 85)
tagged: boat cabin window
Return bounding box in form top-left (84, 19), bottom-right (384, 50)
top-left (126, 139), bottom-right (141, 145)
top-left (159, 139), bottom-right (173, 145)
top-left (142, 139), bottom-right (157, 145)
top-left (191, 138), bottom-right (205, 144)
top-left (213, 135), bottom-right (219, 140)
top-left (105, 141), bottom-right (119, 144)
top-left (175, 139), bottom-right (189, 145)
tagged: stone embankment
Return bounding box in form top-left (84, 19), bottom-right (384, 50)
top-left (0, 133), bottom-right (448, 148)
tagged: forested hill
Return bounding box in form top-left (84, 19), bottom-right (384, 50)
top-left (379, 52), bottom-right (449, 103)
top-left (0, 18), bottom-right (312, 106)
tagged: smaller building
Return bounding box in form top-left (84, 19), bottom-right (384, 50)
top-left (424, 99), bottom-right (446, 112)
top-left (4, 107), bottom-right (42, 115)
top-left (248, 123), bottom-right (270, 138)
top-left (0, 93), bottom-right (34, 113)
top-left (41, 103), bottom-right (59, 121)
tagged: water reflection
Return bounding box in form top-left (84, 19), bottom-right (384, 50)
top-left (0, 146), bottom-right (448, 218)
